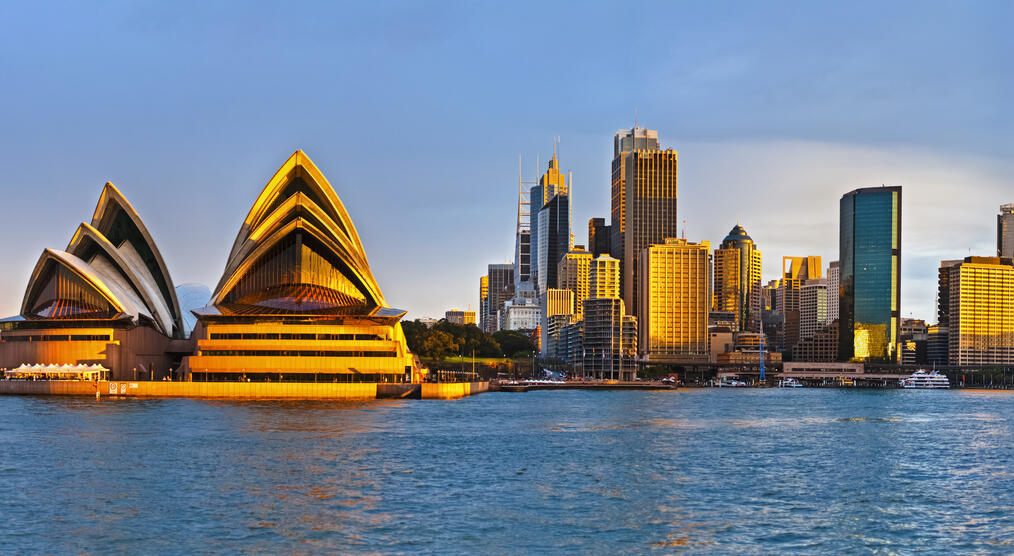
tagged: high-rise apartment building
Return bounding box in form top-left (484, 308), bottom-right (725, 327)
top-left (713, 224), bottom-right (762, 331)
top-left (485, 263), bottom-right (514, 333)
top-left (581, 297), bottom-right (637, 380)
top-left (947, 256), bottom-right (1014, 365)
top-left (840, 186), bottom-right (902, 362)
top-left (609, 126), bottom-right (676, 317)
top-left (779, 256), bottom-right (822, 352)
top-left (590, 255), bottom-right (621, 300)
top-left (558, 248), bottom-right (592, 320)
top-left (999, 203), bottom-right (1014, 259)
top-left (799, 278), bottom-right (829, 341)
top-left (531, 152), bottom-right (568, 290)
top-left (588, 217), bottom-right (611, 258)
top-left (827, 260), bottom-right (840, 323)
top-left (638, 238), bottom-right (711, 363)
top-left (540, 288), bottom-right (575, 357)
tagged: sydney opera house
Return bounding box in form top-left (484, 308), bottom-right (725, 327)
top-left (0, 151), bottom-right (417, 383)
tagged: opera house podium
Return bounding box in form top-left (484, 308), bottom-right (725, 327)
top-left (184, 151), bottom-right (416, 383)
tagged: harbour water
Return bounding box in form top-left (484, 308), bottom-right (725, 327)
top-left (2, 389), bottom-right (1012, 553)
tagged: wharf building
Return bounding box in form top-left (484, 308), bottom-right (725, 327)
top-left (609, 126), bottom-right (678, 319)
top-left (999, 203), bottom-right (1014, 259)
top-left (0, 184), bottom-right (186, 380)
top-left (185, 151), bottom-right (416, 383)
top-left (712, 224), bottom-right (762, 332)
top-left (944, 256), bottom-right (1014, 365)
top-left (839, 186), bottom-right (902, 362)
top-left (638, 238), bottom-right (711, 364)
top-left (445, 309), bottom-right (476, 326)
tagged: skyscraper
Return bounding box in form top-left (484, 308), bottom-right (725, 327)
top-left (609, 127), bottom-right (677, 317)
top-left (827, 260), bottom-right (840, 323)
top-left (946, 256), bottom-right (1014, 365)
top-left (712, 224), bottom-right (762, 331)
top-left (799, 278), bottom-right (829, 341)
top-left (589, 255), bottom-right (620, 300)
top-left (587, 217), bottom-right (611, 258)
top-left (638, 238), bottom-right (711, 363)
top-left (478, 275), bottom-right (489, 332)
top-left (530, 151), bottom-right (568, 290)
top-left (999, 203), bottom-right (1014, 259)
top-left (558, 247), bottom-right (592, 320)
top-left (536, 194), bottom-right (571, 293)
top-left (780, 256), bottom-right (822, 352)
top-left (486, 263), bottom-right (515, 333)
top-left (839, 186), bottom-right (902, 362)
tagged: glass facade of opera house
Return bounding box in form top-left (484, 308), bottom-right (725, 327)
top-left (0, 151), bottom-right (417, 383)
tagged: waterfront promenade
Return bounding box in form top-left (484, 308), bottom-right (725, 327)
top-left (0, 380), bottom-right (489, 400)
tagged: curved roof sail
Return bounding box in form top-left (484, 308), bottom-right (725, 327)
top-left (211, 150), bottom-right (392, 316)
top-left (90, 182), bottom-right (183, 334)
top-left (17, 184), bottom-right (183, 337)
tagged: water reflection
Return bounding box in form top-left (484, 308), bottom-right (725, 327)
top-left (2, 390), bottom-right (1013, 553)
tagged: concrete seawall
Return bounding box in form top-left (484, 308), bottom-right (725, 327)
top-left (0, 380), bottom-right (489, 400)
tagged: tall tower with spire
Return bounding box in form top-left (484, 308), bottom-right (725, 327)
top-left (531, 143), bottom-right (569, 293)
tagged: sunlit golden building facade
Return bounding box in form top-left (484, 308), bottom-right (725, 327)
top-left (185, 151), bottom-right (415, 382)
top-left (609, 127), bottom-right (677, 318)
top-left (638, 238), bottom-right (711, 363)
top-left (946, 256), bottom-right (1014, 365)
top-left (0, 184), bottom-right (185, 380)
top-left (558, 248), bottom-right (592, 320)
top-left (589, 255), bottom-right (620, 300)
top-left (712, 224), bottom-right (762, 331)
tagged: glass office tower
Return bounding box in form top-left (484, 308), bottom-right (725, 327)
top-left (839, 186), bottom-right (901, 362)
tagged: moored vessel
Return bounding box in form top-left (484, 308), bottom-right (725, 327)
top-left (900, 370), bottom-right (950, 389)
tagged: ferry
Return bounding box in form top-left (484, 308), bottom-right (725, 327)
top-left (778, 377), bottom-right (803, 388)
top-left (900, 370), bottom-right (950, 389)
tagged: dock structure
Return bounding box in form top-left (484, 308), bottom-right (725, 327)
top-left (0, 380), bottom-right (489, 400)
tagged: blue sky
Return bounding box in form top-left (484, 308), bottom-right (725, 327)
top-left (0, 1), bottom-right (1011, 322)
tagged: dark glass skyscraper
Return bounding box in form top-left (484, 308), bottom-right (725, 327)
top-left (839, 186), bottom-right (901, 362)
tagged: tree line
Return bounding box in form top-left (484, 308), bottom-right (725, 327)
top-left (401, 319), bottom-right (535, 360)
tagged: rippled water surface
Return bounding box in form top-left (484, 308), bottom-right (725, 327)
top-left (2, 389), bottom-right (1013, 554)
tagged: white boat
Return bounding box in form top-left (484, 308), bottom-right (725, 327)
top-left (900, 370), bottom-right (950, 389)
top-left (779, 378), bottom-right (803, 388)
top-left (718, 378), bottom-right (747, 387)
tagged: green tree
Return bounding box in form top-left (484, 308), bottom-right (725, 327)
top-left (493, 329), bottom-right (535, 357)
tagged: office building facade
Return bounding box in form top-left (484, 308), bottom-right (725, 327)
top-left (638, 238), bottom-right (711, 363)
top-left (712, 224), bottom-right (762, 331)
top-left (946, 256), bottom-right (1014, 365)
top-left (839, 186), bottom-right (902, 362)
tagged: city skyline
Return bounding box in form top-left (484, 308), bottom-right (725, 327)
top-left (1, 2), bottom-right (1012, 324)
